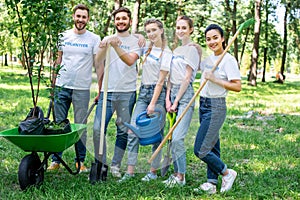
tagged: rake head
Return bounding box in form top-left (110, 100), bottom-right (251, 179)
top-left (238, 18), bottom-right (255, 32)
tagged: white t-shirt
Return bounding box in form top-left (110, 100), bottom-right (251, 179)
top-left (170, 45), bottom-right (199, 85)
top-left (56, 29), bottom-right (101, 90)
top-left (104, 35), bottom-right (141, 92)
top-left (141, 44), bottom-right (172, 85)
top-left (200, 53), bottom-right (241, 98)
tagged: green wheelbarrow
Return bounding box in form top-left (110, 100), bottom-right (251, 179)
top-left (0, 123), bottom-right (86, 190)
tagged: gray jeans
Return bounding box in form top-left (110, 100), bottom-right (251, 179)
top-left (127, 84), bottom-right (166, 170)
top-left (127, 85), bottom-right (166, 169)
top-left (52, 87), bottom-right (90, 163)
top-left (93, 92), bottom-right (136, 167)
top-left (170, 84), bottom-right (195, 174)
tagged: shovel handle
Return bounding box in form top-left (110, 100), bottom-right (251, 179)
top-left (148, 24), bottom-right (245, 164)
top-left (99, 46), bottom-right (110, 155)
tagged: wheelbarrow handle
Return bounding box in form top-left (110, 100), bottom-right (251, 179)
top-left (82, 101), bottom-right (97, 124)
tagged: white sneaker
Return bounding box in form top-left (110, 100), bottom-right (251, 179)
top-left (163, 175), bottom-right (186, 187)
top-left (162, 174), bottom-right (175, 184)
top-left (141, 172), bottom-right (158, 181)
top-left (220, 169), bottom-right (237, 192)
top-left (110, 165), bottom-right (121, 178)
top-left (194, 182), bottom-right (217, 194)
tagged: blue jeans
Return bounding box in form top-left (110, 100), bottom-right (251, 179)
top-left (52, 87), bottom-right (90, 163)
top-left (127, 84), bottom-right (166, 170)
top-left (194, 97), bottom-right (227, 185)
top-left (93, 92), bottom-right (136, 167)
top-left (170, 84), bottom-right (195, 174)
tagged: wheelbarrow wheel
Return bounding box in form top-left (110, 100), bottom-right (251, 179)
top-left (18, 153), bottom-right (44, 190)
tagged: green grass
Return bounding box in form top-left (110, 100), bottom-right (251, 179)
top-left (0, 66), bottom-right (299, 199)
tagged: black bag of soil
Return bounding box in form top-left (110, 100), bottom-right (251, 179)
top-left (18, 106), bottom-right (45, 135)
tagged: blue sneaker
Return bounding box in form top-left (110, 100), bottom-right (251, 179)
top-left (141, 172), bottom-right (158, 181)
top-left (118, 173), bottom-right (134, 183)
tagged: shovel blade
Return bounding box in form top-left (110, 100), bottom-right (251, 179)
top-left (98, 163), bottom-right (108, 181)
top-left (89, 161), bottom-right (109, 184)
top-left (89, 162), bottom-right (99, 184)
top-left (161, 156), bottom-right (172, 177)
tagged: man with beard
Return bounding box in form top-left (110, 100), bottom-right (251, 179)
top-left (92, 7), bottom-right (142, 178)
top-left (48, 4), bottom-right (101, 173)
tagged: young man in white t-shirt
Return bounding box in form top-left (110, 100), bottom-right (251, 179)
top-left (48, 4), bottom-right (101, 172)
top-left (92, 7), bottom-right (142, 178)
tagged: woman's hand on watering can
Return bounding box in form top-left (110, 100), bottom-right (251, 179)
top-left (147, 103), bottom-right (156, 115)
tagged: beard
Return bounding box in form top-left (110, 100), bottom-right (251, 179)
top-left (115, 23), bottom-right (130, 33)
top-left (74, 21), bottom-right (87, 31)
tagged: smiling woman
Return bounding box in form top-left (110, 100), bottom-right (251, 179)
top-left (119, 18), bottom-right (173, 182)
top-left (193, 23), bottom-right (241, 194)
top-left (161, 15), bottom-right (201, 188)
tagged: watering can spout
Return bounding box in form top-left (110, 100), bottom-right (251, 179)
top-left (123, 122), bottom-right (140, 136)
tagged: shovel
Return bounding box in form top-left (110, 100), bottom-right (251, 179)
top-left (161, 112), bottom-right (176, 177)
top-left (89, 46), bottom-right (110, 184)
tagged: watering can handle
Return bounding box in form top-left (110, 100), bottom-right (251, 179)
top-left (136, 109), bottom-right (163, 121)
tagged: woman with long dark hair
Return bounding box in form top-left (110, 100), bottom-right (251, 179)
top-left (194, 24), bottom-right (241, 194)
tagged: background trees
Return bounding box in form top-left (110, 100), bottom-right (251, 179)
top-left (4, 0), bottom-right (68, 108)
top-left (1, 0), bottom-right (299, 86)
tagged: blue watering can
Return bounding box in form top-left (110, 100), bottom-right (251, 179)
top-left (124, 109), bottom-right (165, 146)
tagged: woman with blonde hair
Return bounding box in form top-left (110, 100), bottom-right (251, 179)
top-left (119, 18), bottom-right (173, 182)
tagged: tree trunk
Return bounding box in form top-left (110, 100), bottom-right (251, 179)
top-left (224, 0), bottom-right (231, 47)
top-left (131, 0), bottom-right (141, 33)
top-left (103, 6), bottom-right (114, 35)
top-left (232, 1), bottom-right (239, 64)
top-left (280, 2), bottom-right (290, 81)
top-left (172, 0), bottom-right (182, 50)
top-left (114, 0), bottom-right (122, 9)
top-left (4, 54), bottom-right (8, 66)
top-left (21, 52), bottom-right (26, 69)
top-left (248, 0), bottom-right (261, 86)
top-left (262, 0), bottom-right (269, 82)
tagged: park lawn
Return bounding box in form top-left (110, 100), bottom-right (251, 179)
top-left (0, 66), bottom-right (299, 199)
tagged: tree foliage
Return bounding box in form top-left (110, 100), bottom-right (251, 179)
top-left (2, 0), bottom-right (300, 88)
top-left (5, 0), bottom-right (68, 109)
